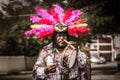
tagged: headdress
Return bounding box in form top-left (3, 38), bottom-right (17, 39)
top-left (25, 4), bottom-right (89, 38)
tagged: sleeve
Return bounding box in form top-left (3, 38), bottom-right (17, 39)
top-left (77, 50), bottom-right (91, 80)
top-left (77, 50), bottom-right (87, 68)
top-left (32, 49), bottom-right (47, 80)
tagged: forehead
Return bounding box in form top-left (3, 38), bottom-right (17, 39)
top-left (55, 33), bottom-right (67, 36)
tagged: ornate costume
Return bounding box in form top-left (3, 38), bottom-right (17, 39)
top-left (33, 43), bottom-right (89, 80)
top-left (25, 4), bottom-right (91, 80)
top-left (24, 4), bottom-right (89, 38)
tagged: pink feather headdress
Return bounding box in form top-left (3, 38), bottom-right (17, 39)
top-left (25, 4), bottom-right (89, 38)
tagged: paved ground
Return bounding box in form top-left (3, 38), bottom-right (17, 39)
top-left (0, 61), bottom-right (119, 80)
top-left (92, 61), bottom-right (120, 80)
top-left (0, 74), bottom-right (32, 80)
top-left (1, 71), bottom-right (120, 80)
top-left (92, 69), bottom-right (120, 80)
top-left (91, 61), bottom-right (118, 70)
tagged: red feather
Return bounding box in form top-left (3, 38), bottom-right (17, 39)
top-left (75, 19), bottom-right (85, 24)
top-left (68, 19), bottom-right (85, 26)
top-left (63, 8), bottom-right (73, 23)
top-left (68, 26), bottom-right (89, 37)
top-left (48, 8), bottom-right (59, 22)
top-left (68, 27), bottom-right (78, 37)
top-left (78, 27), bottom-right (89, 33)
top-left (39, 19), bottom-right (54, 25)
top-left (37, 30), bottom-right (54, 39)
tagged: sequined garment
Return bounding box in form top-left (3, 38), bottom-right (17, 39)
top-left (33, 43), bottom-right (90, 80)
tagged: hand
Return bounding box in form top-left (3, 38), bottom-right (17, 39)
top-left (61, 67), bottom-right (70, 75)
top-left (63, 55), bottom-right (69, 62)
top-left (44, 64), bottom-right (56, 74)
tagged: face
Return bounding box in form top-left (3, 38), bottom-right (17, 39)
top-left (54, 33), bottom-right (68, 48)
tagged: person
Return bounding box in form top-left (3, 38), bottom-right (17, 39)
top-left (24, 4), bottom-right (90, 80)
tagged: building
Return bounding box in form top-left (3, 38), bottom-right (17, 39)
top-left (114, 34), bottom-right (120, 56)
top-left (90, 35), bottom-right (115, 61)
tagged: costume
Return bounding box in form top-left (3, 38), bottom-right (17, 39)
top-left (24, 4), bottom-right (89, 38)
top-left (33, 43), bottom-right (89, 80)
top-left (24, 4), bottom-right (90, 80)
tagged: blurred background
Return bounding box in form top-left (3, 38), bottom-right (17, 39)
top-left (0, 0), bottom-right (120, 80)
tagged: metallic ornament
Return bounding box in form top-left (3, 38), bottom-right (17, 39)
top-left (54, 23), bottom-right (68, 32)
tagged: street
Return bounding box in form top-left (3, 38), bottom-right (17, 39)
top-left (0, 61), bottom-right (120, 80)
top-left (91, 61), bottom-right (120, 80)
top-left (92, 69), bottom-right (120, 80)
top-left (0, 74), bottom-right (32, 80)
top-left (0, 70), bottom-right (120, 80)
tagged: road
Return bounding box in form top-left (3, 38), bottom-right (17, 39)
top-left (0, 74), bottom-right (32, 80)
top-left (0, 71), bottom-right (120, 80)
top-left (0, 70), bottom-right (120, 80)
top-left (0, 61), bottom-right (120, 80)
top-left (92, 69), bottom-right (120, 80)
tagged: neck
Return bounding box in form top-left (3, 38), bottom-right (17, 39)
top-left (56, 46), bottom-right (65, 53)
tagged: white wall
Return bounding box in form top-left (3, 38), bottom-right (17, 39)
top-left (0, 56), bottom-right (36, 74)
top-left (114, 34), bottom-right (120, 48)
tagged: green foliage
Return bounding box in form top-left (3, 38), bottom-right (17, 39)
top-left (0, 19), bottom-right (41, 56)
top-left (63, 0), bottom-right (120, 35)
top-left (0, 0), bottom-right (42, 56)
top-left (82, 5), bottom-right (114, 34)
top-left (0, 0), bottom-right (120, 56)
top-left (82, 0), bottom-right (120, 34)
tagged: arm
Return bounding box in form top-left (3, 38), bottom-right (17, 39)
top-left (32, 47), bottom-right (56, 80)
top-left (32, 49), bottom-right (47, 79)
top-left (77, 50), bottom-right (87, 68)
top-left (77, 50), bottom-right (91, 80)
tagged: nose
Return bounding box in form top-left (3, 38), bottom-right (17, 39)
top-left (59, 36), bottom-right (64, 40)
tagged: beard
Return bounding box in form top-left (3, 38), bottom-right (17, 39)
top-left (54, 40), bottom-right (67, 49)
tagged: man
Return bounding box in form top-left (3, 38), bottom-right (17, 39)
top-left (32, 23), bottom-right (90, 80)
top-left (24, 4), bottom-right (90, 80)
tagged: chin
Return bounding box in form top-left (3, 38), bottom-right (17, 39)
top-left (57, 44), bottom-right (66, 48)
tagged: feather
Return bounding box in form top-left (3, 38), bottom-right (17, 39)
top-left (65, 10), bottom-right (83, 24)
top-left (53, 4), bottom-right (64, 22)
top-left (68, 26), bottom-right (89, 37)
top-left (31, 24), bottom-right (48, 29)
top-left (30, 15), bottom-right (41, 23)
top-left (39, 19), bottom-right (54, 25)
top-left (24, 25), bottom-right (54, 38)
top-left (78, 27), bottom-right (89, 33)
top-left (25, 4), bottom-right (90, 39)
top-left (35, 7), bottom-right (57, 24)
top-left (36, 26), bottom-right (54, 38)
top-left (48, 8), bottom-right (59, 22)
top-left (68, 27), bottom-right (78, 37)
top-left (69, 23), bottom-right (88, 28)
top-left (63, 8), bottom-right (73, 23)
top-left (68, 19), bottom-right (85, 26)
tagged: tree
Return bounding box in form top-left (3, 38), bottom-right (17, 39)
top-left (42, 0), bottom-right (120, 38)
top-left (77, 0), bottom-right (120, 34)
top-left (0, 0), bottom-right (120, 56)
top-left (0, 0), bottom-right (42, 56)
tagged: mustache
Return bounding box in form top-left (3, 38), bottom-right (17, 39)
top-left (56, 39), bottom-right (76, 49)
top-left (57, 40), bottom-right (64, 43)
